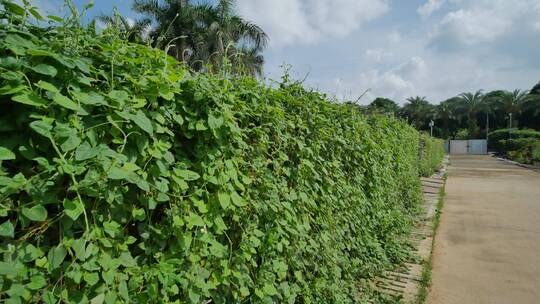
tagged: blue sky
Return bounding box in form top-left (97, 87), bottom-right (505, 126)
top-left (33, 0), bottom-right (540, 104)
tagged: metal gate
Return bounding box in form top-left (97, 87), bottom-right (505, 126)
top-left (450, 140), bottom-right (468, 154)
top-left (468, 140), bottom-right (487, 154)
top-left (447, 139), bottom-right (487, 155)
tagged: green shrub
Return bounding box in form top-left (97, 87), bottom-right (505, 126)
top-left (533, 145), bottom-right (540, 163)
top-left (418, 134), bottom-right (445, 177)
top-left (0, 4), bottom-right (440, 303)
top-left (499, 138), bottom-right (540, 164)
top-left (488, 128), bottom-right (540, 151)
top-left (489, 128), bottom-right (540, 164)
top-left (454, 128), bottom-right (470, 140)
top-left (498, 138), bottom-right (536, 151)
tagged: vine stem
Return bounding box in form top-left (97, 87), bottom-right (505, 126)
top-left (49, 138), bottom-right (90, 234)
top-left (84, 120), bottom-right (129, 132)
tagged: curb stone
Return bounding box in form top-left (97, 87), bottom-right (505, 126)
top-left (491, 154), bottom-right (540, 171)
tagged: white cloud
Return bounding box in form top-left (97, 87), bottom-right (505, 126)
top-left (355, 50), bottom-right (536, 105)
top-left (432, 9), bottom-right (512, 44)
top-left (236, 0), bottom-right (317, 47)
top-left (356, 56), bottom-right (429, 102)
top-left (430, 0), bottom-right (538, 46)
top-left (534, 2), bottom-right (540, 31)
top-left (236, 0), bottom-right (389, 48)
top-left (417, 0), bottom-right (446, 18)
top-left (387, 31), bottom-right (402, 43)
top-left (364, 48), bottom-right (393, 63)
top-left (358, 70), bottom-right (415, 103)
top-left (395, 56), bottom-right (427, 78)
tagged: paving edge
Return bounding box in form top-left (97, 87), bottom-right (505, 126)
top-left (370, 155), bottom-right (449, 303)
top-left (490, 153), bottom-right (540, 172)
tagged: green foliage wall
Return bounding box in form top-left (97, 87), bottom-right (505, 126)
top-left (418, 134), bottom-right (445, 177)
top-left (0, 6), bottom-right (443, 303)
top-left (498, 139), bottom-right (540, 165)
top-left (488, 128), bottom-right (540, 152)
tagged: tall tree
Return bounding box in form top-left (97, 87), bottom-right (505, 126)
top-left (132, 0), bottom-right (267, 75)
top-left (399, 96), bottom-right (434, 130)
top-left (457, 90), bottom-right (486, 138)
top-left (132, 0), bottom-right (194, 59)
top-left (519, 83), bottom-right (540, 130)
top-left (490, 90), bottom-right (529, 129)
top-left (201, 0), bottom-right (267, 70)
top-left (98, 10), bottom-right (150, 43)
top-left (524, 82), bottom-right (540, 113)
top-left (435, 99), bottom-right (458, 139)
top-left (229, 45), bottom-right (265, 77)
top-left (367, 97), bottom-right (399, 115)
top-left (531, 81), bottom-right (540, 95)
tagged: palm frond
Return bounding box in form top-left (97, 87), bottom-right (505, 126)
top-left (233, 18), bottom-right (268, 49)
top-left (217, 0), bottom-right (235, 19)
top-left (132, 0), bottom-right (162, 17)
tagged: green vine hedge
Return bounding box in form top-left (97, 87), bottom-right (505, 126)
top-left (0, 3), bottom-right (444, 303)
top-left (488, 128), bottom-right (540, 152)
top-left (418, 134), bottom-right (445, 177)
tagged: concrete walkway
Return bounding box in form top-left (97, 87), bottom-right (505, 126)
top-left (428, 155), bottom-right (540, 304)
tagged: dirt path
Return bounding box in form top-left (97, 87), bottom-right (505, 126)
top-left (428, 155), bottom-right (540, 304)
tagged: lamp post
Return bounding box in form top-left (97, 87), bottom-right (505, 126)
top-left (509, 113), bottom-right (513, 139)
top-left (486, 112), bottom-right (489, 141)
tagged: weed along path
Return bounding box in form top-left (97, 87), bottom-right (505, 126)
top-left (428, 155), bottom-right (540, 304)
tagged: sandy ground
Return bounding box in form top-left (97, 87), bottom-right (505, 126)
top-left (428, 155), bottom-right (540, 304)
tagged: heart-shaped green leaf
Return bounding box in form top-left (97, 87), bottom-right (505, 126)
top-left (30, 63), bottom-right (57, 77)
top-left (0, 147), bottom-right (15, 160)
top-left (132, 110), bottom-right (154, 135)
top-left (12, 93), bottom-right (48, 108)
top-left (0, 221), bottom-right (14, 238)
top-left (29, 120), bottom-right (53, 138)
top-left (63, 199), bottom-right (83, 221)
top-left (48, 245), bottom-right (66, 270)
top-left (22, 205), bottom-right (47, 221)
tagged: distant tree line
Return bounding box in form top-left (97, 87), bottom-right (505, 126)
top-left (365, 82), bottom-right (540, 139)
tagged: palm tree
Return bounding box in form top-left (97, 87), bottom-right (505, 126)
top-left (399, 96), bottom-right (434, 130)
top-left (229, 45), bottom-right (265, 77)
top-left (132, 0), bottom-right (267, 75)
top-left (435, 99), bottom-right (458, 139)
top-left (98, 10), bottom-right (151, 43)
top-left (201, 0), bottom-right (267, 70)
top-left (367, 97), bottom-right (399, 115)
top-left (490, 90), bottom-right (529, 131)
top-left (531, 81), bottom-right (540, 95)
top-left (457, 90), bottom-right (486, 138)
top-left (524, 82), bottom-right (540, 114)
top-left (132, 0), bottom-right (200, 60)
